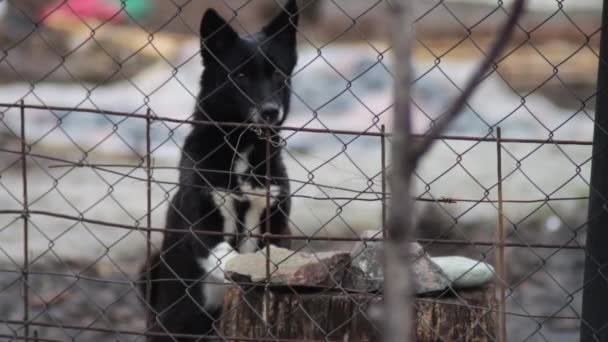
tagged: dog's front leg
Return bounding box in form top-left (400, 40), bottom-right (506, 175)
top-left (197, 242), bottom-right (238, 312)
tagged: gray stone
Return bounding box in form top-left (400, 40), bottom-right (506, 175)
top-left (344, 230), bottom-right (384, 292)
top-left (431, 256), bottom-right (495, 289)
top-left (225, 246), bottom-right (350, 287)
top-left (345, 230), bottom-right (451, 294)
top-left (224, 236), bottom-right (494, 293)
top-left (412, 252), bottom-right (452, 294)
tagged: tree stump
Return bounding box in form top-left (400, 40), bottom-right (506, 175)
top-left (220, 285), bottom-right (496, 341)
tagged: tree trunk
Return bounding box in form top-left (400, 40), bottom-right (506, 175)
top-left (220, 286), bottom-right (496, 341)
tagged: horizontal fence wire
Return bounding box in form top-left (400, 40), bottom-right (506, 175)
top-left (0, 102), bottom-right (595, 145)
top-left (0, 209), bottom-right (587, 249)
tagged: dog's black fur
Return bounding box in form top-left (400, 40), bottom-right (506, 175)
top-left (142, 2), bottom-right (298, 341)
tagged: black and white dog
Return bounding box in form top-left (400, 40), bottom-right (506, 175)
top-left (143, 2), bottom-right (298, 340)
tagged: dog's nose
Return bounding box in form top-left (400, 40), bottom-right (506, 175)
top-left (260, 104), bottom-right (280, 122)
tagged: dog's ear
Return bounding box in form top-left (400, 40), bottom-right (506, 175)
top-left (262, 0), bottom-right (299, 47)
top-left (200, 9), bottom-right (238, 63)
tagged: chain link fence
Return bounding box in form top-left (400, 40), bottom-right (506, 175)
top-left (0, 0), bottom-right (604, 341)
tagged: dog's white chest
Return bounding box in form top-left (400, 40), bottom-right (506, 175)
top-left (211, 149), bottom-right (280, 253)
top-left (212, 184), bottom-right (280, 253)
top-left (202, 183), bottom-right (280, 310)
top-left (239, 183), bottom-right (281, 253)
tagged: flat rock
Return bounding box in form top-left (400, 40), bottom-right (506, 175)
top-left (431, 256), bottom-right (495, 289)
top-left (225, 246), bottom-right (350, 287)
top-left (345, 230), bottom-right (451, 294)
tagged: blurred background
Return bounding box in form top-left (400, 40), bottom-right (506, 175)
top-left (0, 0), bottom-right (601, 340)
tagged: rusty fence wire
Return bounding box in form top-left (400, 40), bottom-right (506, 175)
top-left (0, 0), bottom-right (604, 341)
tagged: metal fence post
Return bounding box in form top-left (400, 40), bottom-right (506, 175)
top-left (145, 108), bottom-right (153, 327)
top-left (581, 0), bottom-right (608, 340)
top-left (495, 127), bottom-right (506, 342)
top-left (20, 100), bottom-right (30, 340)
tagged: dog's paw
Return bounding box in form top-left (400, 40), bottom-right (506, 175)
top-left (198, 242), bottom-right (240, 311)
top-left (198, 242), bottom-right (238, 280)
top-left (212, 242), bottom-right (237, 260)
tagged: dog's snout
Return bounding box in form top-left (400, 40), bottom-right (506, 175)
top-left (260, 104), bottom-right (280, 121)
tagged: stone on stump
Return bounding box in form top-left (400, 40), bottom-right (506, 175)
top-left (220, 243), bottom-right (497, 341)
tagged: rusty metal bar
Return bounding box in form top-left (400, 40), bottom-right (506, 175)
top-left (145, 107), bottom-right (153, 327)
top-left (265, 235), bottom-right (271, 283)
top-left (496, 127), bottom-right (507, 342)
top-left (381, 124), bottom-right (387, 239)
top-left (1, 148), bottom-right (593, 204)
top-left (20, 100), bottom-right (30, 340)
top-left (0, 208), bottom-right (588, 249)
top-left (265, 128), bottom-right (273, 252)
top-left (264, 129), bottom-right (272, 326)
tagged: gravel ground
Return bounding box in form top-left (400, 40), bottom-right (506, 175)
top-left (0, 261), bottom-right (146, 342)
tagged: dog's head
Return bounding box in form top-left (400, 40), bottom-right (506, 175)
top-left (198, 0), bottom-right (298, 125)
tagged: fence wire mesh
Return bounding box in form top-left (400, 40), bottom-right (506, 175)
top-left (0, 0), bottom-right (603, 341)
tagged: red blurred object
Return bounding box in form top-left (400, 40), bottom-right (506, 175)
top-left (41, 0), bottom-right (124, 23)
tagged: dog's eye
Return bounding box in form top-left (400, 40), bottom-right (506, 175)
top-left (235, 72), bottom-right (246, 81)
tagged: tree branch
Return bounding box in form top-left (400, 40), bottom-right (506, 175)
top-left (412, 0), bottom-right (527, 163)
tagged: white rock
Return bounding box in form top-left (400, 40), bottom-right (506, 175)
top-left (431, 256), bottom-right (495, 289)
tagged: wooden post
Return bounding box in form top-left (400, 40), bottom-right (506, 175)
top-left (220, 286), bottom-right (496, 341)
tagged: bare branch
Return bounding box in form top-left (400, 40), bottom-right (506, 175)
top-left (412, 0), bottom-right (527, 163)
